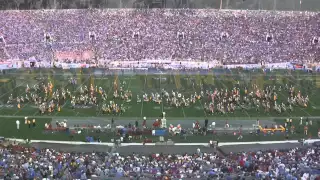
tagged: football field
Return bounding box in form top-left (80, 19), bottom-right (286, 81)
top-left (0, 68), bottom-right (319, 118)
top-left (0, 68), bottom-right (319, 142)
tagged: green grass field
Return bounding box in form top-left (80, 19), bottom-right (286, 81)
top-left (0, 69), bottom-right (320, 118)
top-left (0, 68), bottom-right (319, 142)
top-left (0, 116), bottom-right (318, 143)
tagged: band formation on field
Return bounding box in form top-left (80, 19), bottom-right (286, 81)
top-left (0, 69), bottom-right (318, 118)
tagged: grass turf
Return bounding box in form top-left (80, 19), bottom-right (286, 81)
top-left (0, 69), bottom-right (319, 142)
top-left (0, 117), bottom-right (319, 143)
top-left (0, 69), bottom-right (319, 118)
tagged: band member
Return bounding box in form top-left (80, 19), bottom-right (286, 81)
top-left (16, 120), bottom-right (20, 130)
top-left (32, 119), bottom-right (36, 127)
top-left (194, 120), bottom-right (200, 129)
top-left (143, 118), bottom-right (146, 128)
top-left (27, 119), bottom-right (31, 128)
top-left (304, 125), bottom-right (308, 136)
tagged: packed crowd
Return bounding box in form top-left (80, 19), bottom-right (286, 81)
top-left (0, 143), bottom-right (319, 179)
top-left (0, 9), bottom-right (319, 64)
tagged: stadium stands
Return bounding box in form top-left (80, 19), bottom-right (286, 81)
top-left (0, 144), bottom-right (319, 179)
top-left (0, 9), bottom-right (319, 64)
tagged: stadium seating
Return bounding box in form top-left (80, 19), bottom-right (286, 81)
top-left (0, 143), bottom-right (319, 179)
top-left (0, 9), bottom-right (319, 64)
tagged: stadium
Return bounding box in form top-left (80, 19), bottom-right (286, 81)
top-left (0, 0), bottom-right (319, 179)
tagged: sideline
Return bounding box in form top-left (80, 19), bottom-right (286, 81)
top-left (1, 115), bottom-right (320, 121)
top-left (6, 138), bottom-right (320, 147)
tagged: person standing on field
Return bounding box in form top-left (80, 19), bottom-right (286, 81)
top-left (32, 119), bottom-right (36, 127)
top-left (16, 120), bottom-right (20, 130)
top-left (142, 117), bottom-right (146, 128)
top-left (304, 125), bottom-right (308, 136)
top-left (237, 125), bottom-right (243, 140)
top-left (27, 119), bottom-right (31, 128)
top-left (197, 148), bottom-right (201, 155)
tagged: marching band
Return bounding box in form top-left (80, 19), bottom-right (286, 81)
top-left (6, 79), bottom-right (309, 116)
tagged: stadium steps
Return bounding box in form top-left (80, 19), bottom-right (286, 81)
top-left (0, 48), bottom-right (10, 60)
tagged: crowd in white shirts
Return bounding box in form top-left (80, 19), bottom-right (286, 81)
top-left (0, 9), bottom-right (319, 66)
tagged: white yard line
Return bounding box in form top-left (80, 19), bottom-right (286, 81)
top-left (229, 70), bottom-right (255, 120)
top-left (0, 79), bottom-right (13, 90)
top-left (285, 75), bottom-right (316, 108)
top-left (0, 80), bottom-right (26, 113)
top-left (140, 73), bottom-right (147, 118)
top-left (173, 72), bottom-right (186, 118)
top-left (189, 73), bottom-right (207, 118)
top-left (277, 83), bottom-right (311, 117)
top-left (35, 80), bottom-right (71, 117)
top-left (312, 106), bottom-right (320, 109)
top-left (215, 75), bottom-right (231, 120)
top-left (118, 73), bottom-right (134, 118)
top-left (95, 75), bottom-right (112, 117)
top-left (0, 81), bottom-right (26, 100)
top-left (265, 73), bottom-right (313, 117)
top-left (53, 75), bottom-right (92, 117)
top-left (11, 79), bottom-right (47, 116)
top-left (181, 105), bottom-right (186, 118)
top-left (160, 73), bottom-right (164, 113)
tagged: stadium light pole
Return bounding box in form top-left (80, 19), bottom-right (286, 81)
top-left (299, 0), bottom-right (302, 11)
top-left (220, 0), bottom-right (222, 9)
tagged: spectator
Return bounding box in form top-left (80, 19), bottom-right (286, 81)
top-left (0, 143), bottom-right (319, 179)
top-left (0, 9), bottom-right (318, 65)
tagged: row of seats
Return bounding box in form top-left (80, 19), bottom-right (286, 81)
top-left (0, 9), bottom-right (319, 63)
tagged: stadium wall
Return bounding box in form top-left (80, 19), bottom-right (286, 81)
top-left (0, 0), bottom-right (319, 11)
top-left (0, 61), bottom-right (302, 70)
top-left (7, 138), bottom-right (320, 146)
